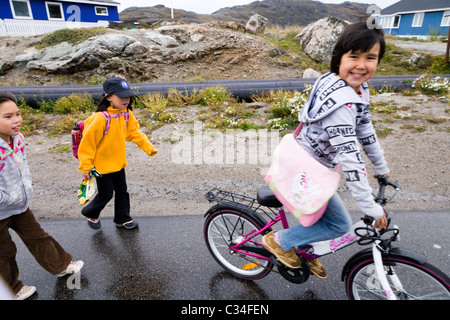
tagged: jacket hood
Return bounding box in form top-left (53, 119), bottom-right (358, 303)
top-left (300, 72), bottom-right (370, 123)
top-left (0, 134), bottom-right (20, 149)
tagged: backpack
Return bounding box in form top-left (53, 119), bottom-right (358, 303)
top-left (71, 111), bottom-right (130, 159)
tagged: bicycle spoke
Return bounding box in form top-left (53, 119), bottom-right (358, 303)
top-left (204, 211), bottom-right (272, 280)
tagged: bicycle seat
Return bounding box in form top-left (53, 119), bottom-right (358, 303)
top-left (257, 186), bottom-right (283, 208)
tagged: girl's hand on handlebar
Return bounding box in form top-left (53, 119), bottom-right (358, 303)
top-left (374, 173), bottom-right (390, 179)
top-left (374, 212), bottom-right (388, 231)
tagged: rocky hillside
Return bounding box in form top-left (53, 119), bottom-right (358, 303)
top-left (119, 0), bottom-right (369, 27)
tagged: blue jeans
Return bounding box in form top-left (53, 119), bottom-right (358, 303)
top-left (277, 193), bottom-right (352, 251)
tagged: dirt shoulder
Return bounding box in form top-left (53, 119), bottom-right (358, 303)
top-left (25, 91), bottom-right (449, 220)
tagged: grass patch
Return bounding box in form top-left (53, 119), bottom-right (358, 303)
top-left (36, 27), bottom-right (107, 49)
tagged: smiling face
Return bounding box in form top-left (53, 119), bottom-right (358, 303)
top-left (338, 42), bottom-right (380, 93)
top-left (106, 94), bottom-right (130, 110)
top-left (0, 100), bottom-right (22, 143)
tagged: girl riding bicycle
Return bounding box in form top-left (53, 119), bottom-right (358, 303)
top-left (262, 20), bottom-right (391, 278)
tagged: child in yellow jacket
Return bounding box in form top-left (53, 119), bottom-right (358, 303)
top-left (78, 77), bottom-right (157, 230)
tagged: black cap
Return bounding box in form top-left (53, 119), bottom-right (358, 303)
top-left (103, 77), bottom-right (135, 98)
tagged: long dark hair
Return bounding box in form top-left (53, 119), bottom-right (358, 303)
top-left (95, 94), bottom-right (134, 112)
top-left (330, 19), bottom-right (385, 74)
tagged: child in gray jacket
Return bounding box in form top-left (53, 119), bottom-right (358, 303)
top-left (0, 92), bottom-right (83, 300)
top-left (262, 20), bottom-right (390, 278)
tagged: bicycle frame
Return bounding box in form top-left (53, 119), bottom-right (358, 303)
top-left (230, 208), bottom-right (368, 263)
top-left (229, 206), bottom-right (402, 299)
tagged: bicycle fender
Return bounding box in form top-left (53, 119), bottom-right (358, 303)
top-left (204, 203), bottom-right (268, 228)
top-left (341, 247), bottom-right (428, 282)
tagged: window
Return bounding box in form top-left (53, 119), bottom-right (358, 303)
top-left (412, 12), bottom-right (424, 27)
top-left (380, 15), bottom-right (401, 29)
top-left (46, 2), bottom-right (64, 20)
top-left (10, 0), bottom-right (32, 19)
top-left (380, 16), bottom-right (391, 28)
top-left (392, 15), bottom-right (401, 28)
top-left (441, 10), bottom-right (450, 27)
top-left (95, 6), bottom-right (108, 16)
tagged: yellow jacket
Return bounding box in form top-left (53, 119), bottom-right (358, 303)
top-left (78, 107), bottom-right (157, 174)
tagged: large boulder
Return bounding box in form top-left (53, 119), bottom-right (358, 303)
top-left (295, 17), bottom-right (349, 63)
top-left (16, 34), bottom-right (138, 73)
top-left (245, 14), bottom-right (268, 34)
top-left (12, 24), bottom-right (270, 75)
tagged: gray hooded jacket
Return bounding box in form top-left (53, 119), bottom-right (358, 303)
top-left (0, 133), bottom-right (33, 220)
top-left (298, 72), bottom-right (389, 219)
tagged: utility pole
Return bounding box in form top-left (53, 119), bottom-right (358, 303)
top-left (171, 0), bottom-right (174, 19)
top-left (446, 13), bottom-right (449, 62)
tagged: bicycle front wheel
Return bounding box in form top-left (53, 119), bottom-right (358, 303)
top-left (346, 255), bottom-right (450, 300)
top-left (204, 209), bottom-right (273, 280)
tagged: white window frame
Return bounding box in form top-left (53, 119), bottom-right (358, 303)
top-left (412, 12), bottom-right (424, 27)
top-left (441, 10), bottom-right (450, 27)
top-left (380, 15), bottom-right (401, 29)
top-left (392, 15), bottom-right (401, 28)
top-left (9, 0), bottom-right (33, 19)
top-left (95, 6), bottom-right (108, 16)
top-left (45, 2), bottom-right (64, 21)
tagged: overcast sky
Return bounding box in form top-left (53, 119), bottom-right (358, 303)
top-left (117, 0), bottom-right (399, 14)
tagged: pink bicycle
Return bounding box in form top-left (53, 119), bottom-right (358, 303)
top-left (203, 176), bottom-right (450, 300)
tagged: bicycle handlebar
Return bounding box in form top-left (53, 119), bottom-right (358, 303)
top-left (362, 175), bottom-right (400, 226)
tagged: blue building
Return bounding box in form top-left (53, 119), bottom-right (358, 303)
top-left (379, 0), bottom-right (450, 39)
top-left (0, 0), bottom-right (121, 36)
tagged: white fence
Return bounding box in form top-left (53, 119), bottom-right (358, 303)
top-left (0, 19), bottom-right (109, 37)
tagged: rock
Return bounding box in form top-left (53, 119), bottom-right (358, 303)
top-left (190, 33), bottom-right (206, 42)
top-left (302, 68), bottom-right (321, 78)
top-left (408, 53), bottom-right (422, 66)
top-left (295, 17), bottom-right (348, 63)
top-left (7, 23), bottom-right (271, 78)
top-left (245, 14), bottom-right (268, 34)
top-left (0, 62), bottom-right (14, 76)
top-left (145, 32), bottom-right (179, 48)
top-left (17, 34), bottom-right (138, 73)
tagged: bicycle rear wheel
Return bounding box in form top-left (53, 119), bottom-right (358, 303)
top-left (345, 255), bottom-right (450, 300)
top-left (204, 209), bottom-right (273, 280)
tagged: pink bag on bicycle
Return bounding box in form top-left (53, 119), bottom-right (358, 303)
top-left (264, 123), bottom-right (341, 227)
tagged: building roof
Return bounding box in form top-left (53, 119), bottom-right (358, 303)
top-left (381, 0), bottom-right (450, 15)
top-left (91, 0), bottom-right (120, 4)
top-left (57, 0), bottom-right (120, 6)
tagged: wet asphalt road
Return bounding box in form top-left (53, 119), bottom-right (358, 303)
top-left (9, 210), bottom-right (449, 303)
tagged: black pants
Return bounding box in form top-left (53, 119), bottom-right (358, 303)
top-left (81, 169), bottom-right (131, 224)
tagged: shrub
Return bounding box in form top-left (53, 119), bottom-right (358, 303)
top-left (53, 93), bottom-right (96, 114)
top-left (412, 74), bottom-right (449, 95)
top-left (198, 86), bottom-right (234, 109)
top-left (37, 27), bottom-right (107, 49)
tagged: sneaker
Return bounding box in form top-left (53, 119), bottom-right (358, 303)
top-left (261, 231), bottom-right (301, 269)
top-left (308, 258), bottom-right (327, 279)
top-left (115, 220), bottom-right (139, 230)
top-left (87, 218), bottom-right (101, 230)
top-left (57, 260), bottom-right (84, 277)
top-left (15, 285), bottom-right (36, 300)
